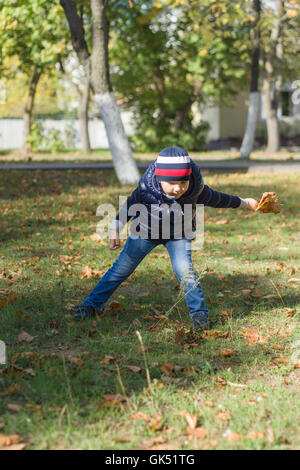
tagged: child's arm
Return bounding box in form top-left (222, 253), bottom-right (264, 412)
top-left (239, 197), bottom-right (259, 210)
top-left (198, 185), bottom-right (258, 210)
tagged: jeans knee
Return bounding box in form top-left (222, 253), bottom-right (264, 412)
top-left (109, 252), bottom-right (140, 280)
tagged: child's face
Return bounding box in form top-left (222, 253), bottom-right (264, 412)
top-left (160, 180), bottom-right (189, 199)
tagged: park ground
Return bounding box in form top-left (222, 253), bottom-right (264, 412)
top-left (0, 147), bottom-right (300, 164)
top-left (0, 161), bottom-right (300, 450)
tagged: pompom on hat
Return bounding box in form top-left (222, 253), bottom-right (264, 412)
top-left (155, 146), bottom-right (192, 182)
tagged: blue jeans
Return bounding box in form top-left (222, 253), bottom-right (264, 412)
top-left (83, 235), bottom-right (209, 319)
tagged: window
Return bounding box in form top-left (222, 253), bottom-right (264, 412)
top-left (281, 91), bottom-right (293, 117)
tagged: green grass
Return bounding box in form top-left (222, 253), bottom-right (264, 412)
top-left (0, 169), bottom-right (299, 450)
top-left (1, 147), bottom-right (300, 164)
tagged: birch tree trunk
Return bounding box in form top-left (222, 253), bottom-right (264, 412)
top-left (263, 78), bottom-right (281, 153)
top-left (263, 0), bottom-right (284, 154)
top-left (240, 0), bottom-right (261, 159)
top-left (78, 70), bottom-right (91, 154)
top-left (60, 0), bottom-right (140, 184)
top-left (22, 71), bottom-right (41, 155)
top-left (59, 58), bottom-right (91, 153)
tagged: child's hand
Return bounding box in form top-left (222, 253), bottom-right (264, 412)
top-left (109, 230), bottom-right (120, 250)
top-left (245, 198), bottom-right (259, 211)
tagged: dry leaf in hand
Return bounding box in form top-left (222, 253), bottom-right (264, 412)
top-left (256, 192), bottom-right (282, 214)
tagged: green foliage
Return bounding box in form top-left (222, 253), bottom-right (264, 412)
top-left (130, 112), bottom-right (210, 152)
top-left (28, 120), bottom-right (70, 153)
top-left (0, 0), bottom-right (68, 76)
top-left (26, 120), bottom-right (44, 152)
top-left (109, 0), bottom-right (252, 150)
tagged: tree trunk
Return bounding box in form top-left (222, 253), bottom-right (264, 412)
top-left (154, 60), bottom-right (167, 123)
top-left (263, 0), bottom-right (284, 154)
top-left (174, 97), bottom-right (194, 131)
top-left (90, 0), bottom-right (140, 184)
top-left (263, 78), bottom-right (280, 153)
top-left (240, 0), bottom-right (261, 159)
top-left (78, 75), bottom-right (91, 154)
top-left (60, 0), bottom-right (139, 184)
top-left (22, 71), bottom-right (41, 155)
top-left (59, 58), bottom-right (91, 154)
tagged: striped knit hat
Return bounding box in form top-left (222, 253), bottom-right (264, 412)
top-left (155, 146), bottom-right (192, 182)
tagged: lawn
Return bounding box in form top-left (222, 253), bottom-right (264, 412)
top-left (1, 147), bottom-right (300, 164)
top-left (0, 168), bottom-right (299, 450)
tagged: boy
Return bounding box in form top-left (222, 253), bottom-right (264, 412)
top-left (74, 146), bottom-right (258, 330)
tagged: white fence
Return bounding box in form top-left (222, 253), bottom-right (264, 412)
top-left (0, 111), bottom-right (135, 150)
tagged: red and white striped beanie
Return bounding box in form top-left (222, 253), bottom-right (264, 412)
top-left (155, 146), bottom-right (192, 182)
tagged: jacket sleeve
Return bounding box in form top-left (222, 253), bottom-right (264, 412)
top-left (197, 184), bottom-right (242, 209)
top-left (110, 187), bottom-right (141, 231)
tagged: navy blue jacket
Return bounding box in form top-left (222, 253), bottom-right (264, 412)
top-left (114, 160), bottom-right (242, 240)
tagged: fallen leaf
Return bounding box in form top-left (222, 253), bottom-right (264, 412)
top-left (0, 443), bottom-right (27, 450)
top-left (187, 426), bottom-right (207, 440)
top-left (80, 264), bottom-right (93, 279)
top-left (130, 411), bottom-right (150, 421)
top-left (109, 300), bottom-right (121, 311)
top-left (125, 365), bottom-right (142, 373)
top-left (140, 436), bottom-right (168, 450)
top-left (287, 278), bottom-right (300, 283)
top-left (272, 344), bottom-right (284, 351)
top-left (251, 288), bottom-right (265, 298)
top-left (241, 288), bottom-right (252, 295)
top-left (17, 331), bottom-right (36, 343)
top-left (174, 327), bottom-right (187, 345)
top-left (202, 329), bottom-right (222, 339)
top-left (115, 437), bottom-right (133, 443)
top-left (102, 394), bottom-right (127, 404)
top-left (149, 415), bottom-right (163, 432)
top-left (215, 219), bottom-right (229, 225)
top-left (7, 404), bottom-right (21, 412)
top-left (272, 356), bottom-right (288, 364)
top-left (220, 349), bottom-right (237, 357)
top-left (247, 431), bottom-right (264, 440)
top-left (137, 346), bottom-right (153, 353)
top-left (0, 433), bottom-right (22, 448)
top-left (217, 409), bottom-right (231, 424)
top-left (216, 376), bottom-right (227, 387)
top-left (285, 309), bottom-right (297, 317)
top-left (227, 381), bottom-right (247, 388)
top-left (0, 291), bottom-right (18, 307)
top-left (267, 428), bottom-right (275, 443)
top-left (243, 328), bottom-right (267, 345)
top-left (227, 432), bottom-right (243, 442)
top-left (160, 362), bottom-right (175, 377)
top-left (99, 355), bottom-right (115, 364)
top-left (68, 356), bottom-right (84, 366)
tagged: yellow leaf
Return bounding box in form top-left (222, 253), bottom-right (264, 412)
top-left (187, 426), bottom-right (207, 439)
top-left (160, 362), bottom-right (175, 377)
top-left (101, 394), bottom-right (127, 405)
top-left (220, 349), bottom-right (236, 357)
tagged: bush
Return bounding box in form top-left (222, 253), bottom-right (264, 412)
top-left (130, 112), bottom-right (210, 153)
top-left (28, 120), bottom-right (74, 153)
